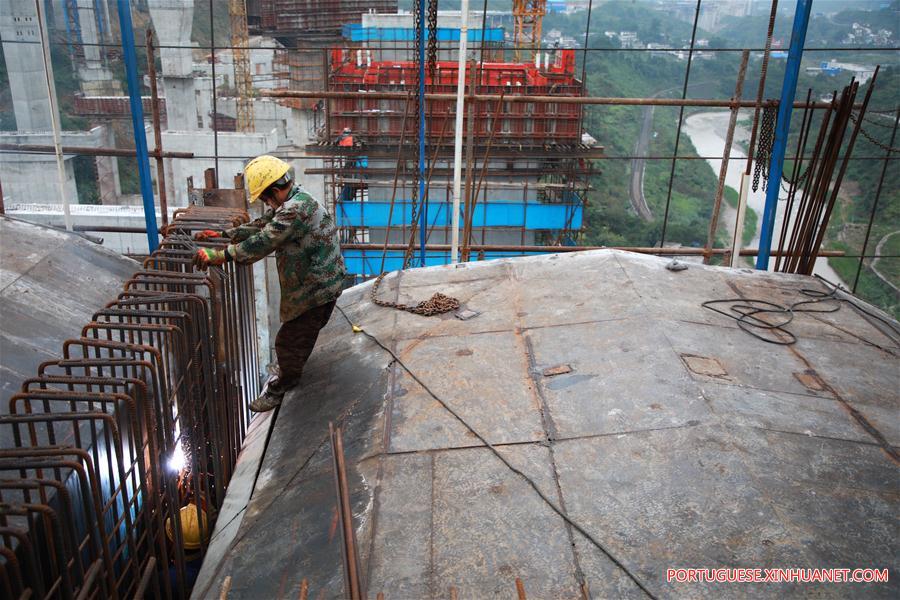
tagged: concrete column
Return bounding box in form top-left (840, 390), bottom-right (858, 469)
top-left (148, 0), bottom-right (198, 131)
top-left (75, 0), bottom-right (120, 95)
top-left (0, 2), bottom-right (52, 131)
top-left (96, 125), bottom-right (121, 203)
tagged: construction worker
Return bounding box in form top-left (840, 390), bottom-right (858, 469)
top-left (165, 504), bottom-right (209, 590)
top-left (338, 127), bottom-right (354, 147)
top-left (337, 128), bottom-right (359, 202)
top-left (193, 156), bottom-right (346, 412)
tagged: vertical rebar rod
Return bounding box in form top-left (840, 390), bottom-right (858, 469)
top-left (659, 0), bottom-right (701, 246)
top-left (461, 63), bottom-right (477, 262)
top-left (743, 0), bottom-right (779, 176)
top-left (790, 86), bottom-right (850, 274)
top-left (35, 0), bottom-right (72, 232)
top-left (783, 93), bottom-right (836, 273)
top-left (478, 0), bottom-right (489, 71)
top-left (515, 578), bottom-right (527, 600)
top-left (423, 115), bottom-right (452, 246)
top-left (210, 0), bottom-right (219, 185)
top-left (330, 424), bottom-right (362, 600)
top-left (146, 29), bottom-right (169, 227)
top-left (704, 50), bottom-right (749, 264)
top-left (808, 68), bottom-right (879, 273)
top-left (774, 88), bottom-right (813, 271)
top-left (854, 105), bottom-right (899, 292)
top-left (380, 94), bottom-right (413, 274)
top-left (463, 93), bottom-right (505, 260)
top-left (580, 0), bottom-right (593, 87)
top-left (324, 49), bottom-right (331, 146)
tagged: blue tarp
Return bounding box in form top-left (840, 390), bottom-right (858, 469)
top-left (343, 250), bottom-right (549, 276)
top-left (336, 201), bottom-right (582, 230)
top-left (343, 24), bottom-right (504, 43)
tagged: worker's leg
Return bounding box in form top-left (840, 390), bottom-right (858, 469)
top-left (250, 300), bottom-right (336, 412)
top-left (275, 300), bottom-right (336, 389)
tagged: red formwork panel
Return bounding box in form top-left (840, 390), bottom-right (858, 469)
top-left (327, 49), bottom-right (584, 147)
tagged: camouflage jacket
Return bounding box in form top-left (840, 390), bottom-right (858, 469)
top-left (225, 186), bottom-right (345, 322)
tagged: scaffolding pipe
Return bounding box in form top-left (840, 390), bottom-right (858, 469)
top-left (704, 49), bottom-right (749, 264)
top-left (450, 0), bottom-right (470, 264)
top-left (341, 243), bottom-right (845, 257)
top-left (35, 0), bottom-right (71, 232)
top-left (0, 143), bottom-right (194, 159)
top-left (260, 89), bottom-right (843, 109)
top-left (756, 0), bottom-right (813, 270)
top-left (117, 0), bottom-right (160, 252)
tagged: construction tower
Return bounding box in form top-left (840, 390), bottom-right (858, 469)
top-left (230, 0), bottom-right (255, 132)
top-left (513, 0), bottom-right (547, 62)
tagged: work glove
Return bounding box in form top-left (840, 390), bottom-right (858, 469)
top-left (193, 247), bottom-right (228, 269)
top-left (194, 229), bottom-right (225, 241)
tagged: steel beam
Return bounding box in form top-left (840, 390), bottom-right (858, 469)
top-left (756, 0), bottom-right (813, 270)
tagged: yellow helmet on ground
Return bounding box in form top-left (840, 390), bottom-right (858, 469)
top-left (245, 155), bottom-right (292, 202)
top-left (166, 504), bottom-right (210, 551)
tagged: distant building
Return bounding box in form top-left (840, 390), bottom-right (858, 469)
top-left (619, 31), bottom-right (639, 49)
top-left (547, 0), bottom-right (567, 14)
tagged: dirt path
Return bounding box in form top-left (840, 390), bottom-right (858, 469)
top-left (872, 230), bottom-right (900, 294)
top-left (628, 82), bottom-right (713, 222)
top-left (629, 101), bottom-right (657, 221)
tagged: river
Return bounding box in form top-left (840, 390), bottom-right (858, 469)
top-left (682, 111), bottom-right (845, 284)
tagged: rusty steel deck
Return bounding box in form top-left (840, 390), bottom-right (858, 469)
top-left (196, 250), bottom-right (899, 599)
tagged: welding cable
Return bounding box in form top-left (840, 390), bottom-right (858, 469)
top-left (702, 276), bottom-right (900, 348)
top-left (813, 274), bottom-right (900, 342)
top-left (333, 304), bottom-right (659, 599)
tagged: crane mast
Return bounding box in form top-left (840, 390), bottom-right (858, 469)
top-left (513, 0), bottom-right (547, 63)
top-left (230, 0), bottom-right (255, 132)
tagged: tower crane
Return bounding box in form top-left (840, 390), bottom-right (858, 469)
top-left (513, 0), bottom-right (547, 63)
top-left (230, 0), bottom-right (255, 132)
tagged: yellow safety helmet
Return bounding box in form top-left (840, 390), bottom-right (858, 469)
top-left (166, 504), bottom-right (210, 551)
top-left (245, 155), bottom-right (293, 202)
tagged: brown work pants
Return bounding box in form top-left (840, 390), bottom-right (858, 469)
top-left (272, 300), bottom-right (336, 392)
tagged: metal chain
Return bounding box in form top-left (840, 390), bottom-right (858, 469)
top-left (780, 162), bottom-right (811, 194)
top-left (850, 113), bottom-right (900, 153)
top-left (370, 272), bottom-right (460, 316)
top-left (861, 113), bottom-right (898, 129)
top-left (405, 0), bottom-right (424, 270)
top-left (426, 0), bottom-right (439, 80)
top-left (753, 105), bottom-right (777, 192)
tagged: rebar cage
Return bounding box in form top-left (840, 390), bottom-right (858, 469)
top-left (0, 207), bottom-right (260, 600)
